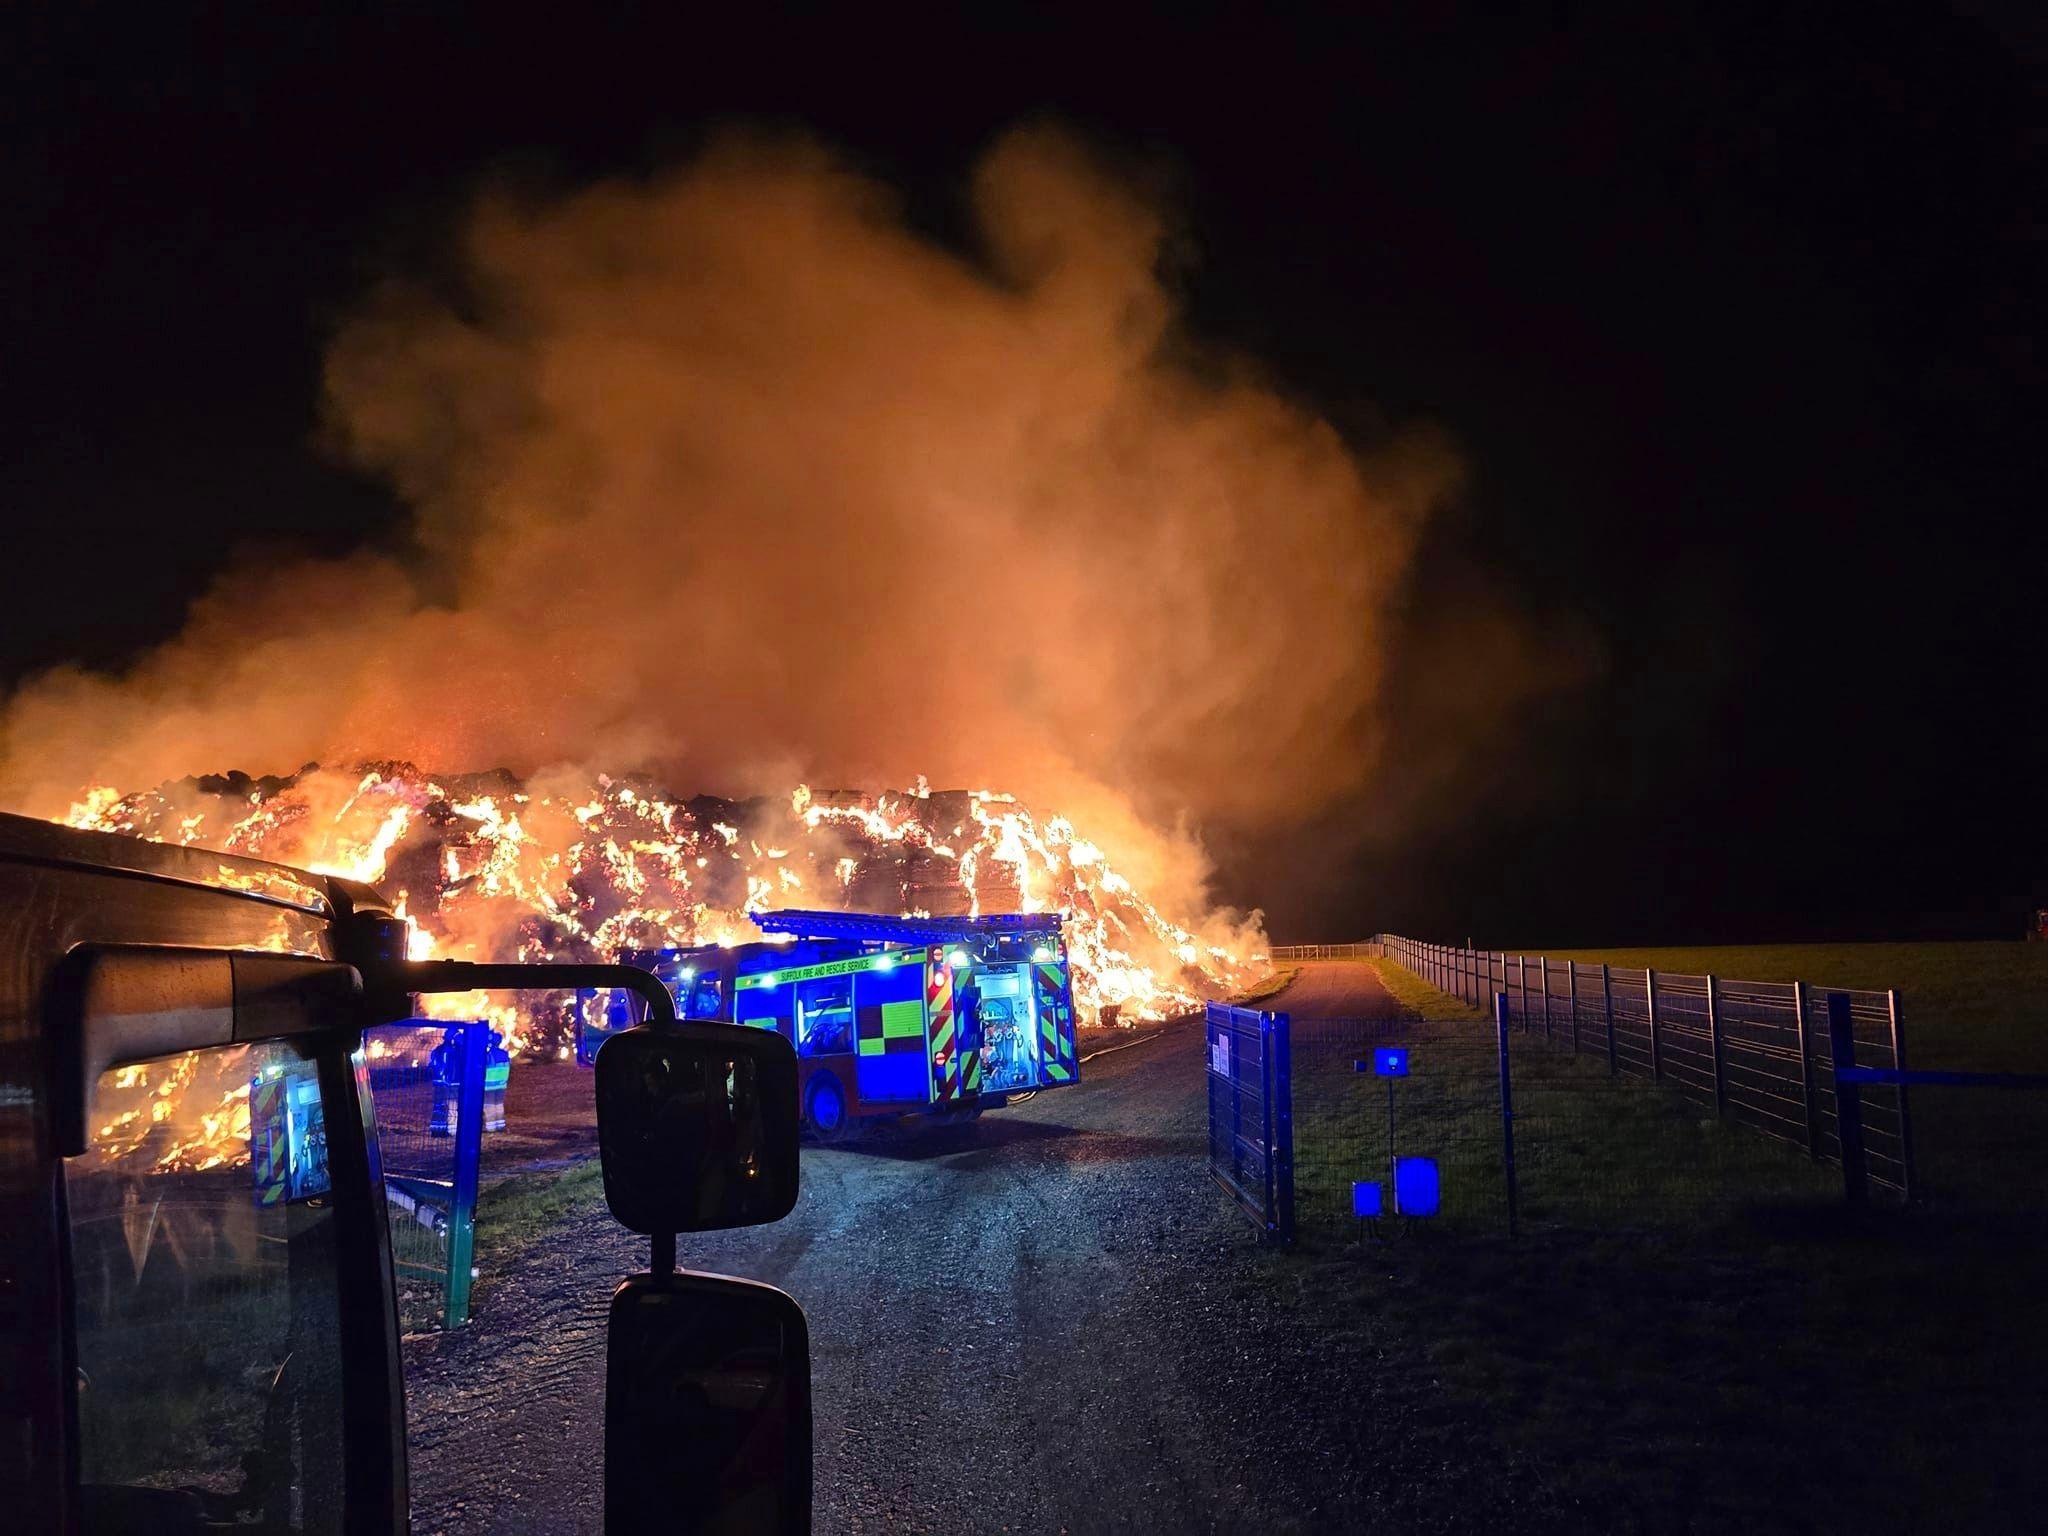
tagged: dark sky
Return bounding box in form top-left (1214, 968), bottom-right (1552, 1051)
top-left (6, 3), bottom-right (2042, 944)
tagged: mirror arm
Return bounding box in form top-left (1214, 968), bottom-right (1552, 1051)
top-left (382, 958), bottom-right (689, 1277)
top-left (379, 960), bottom-right (679, 1024)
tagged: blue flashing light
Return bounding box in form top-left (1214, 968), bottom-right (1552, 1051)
top-left (1373, 1047), bottom-right (1410, 1078)
top-left (1352, 1181), bottom-right (1383, 1218)
top-left (1032, 944), bottom-right (1054, 963)
top-left (760, 972), bottom-right (779, 988)
top-left (874, 953), bottom-right (896, 971)
top-left (751, 908), bottom-right (1065, 945)
top-left (1394, 1156), bottom-right (1440, 1217)
top-left (947, 949), bottom-right (971, 971)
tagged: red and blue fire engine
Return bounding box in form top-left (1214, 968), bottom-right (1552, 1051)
top-left (577, 909), bottom-right (1081, 1137)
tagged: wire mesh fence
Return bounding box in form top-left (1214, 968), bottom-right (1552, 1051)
top-left (1378, 936), bottom-right (1915, 1201)
top-left (1289, 1015), bottom-right (1509, 1237)
top-left (1283, 1009), bottom-right (1851, 1244)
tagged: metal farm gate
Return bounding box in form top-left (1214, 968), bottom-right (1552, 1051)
top-left (364, 1021), bottom-right (488, 1330)
top-left (1205, 1003), bottom-right (1294, 1242)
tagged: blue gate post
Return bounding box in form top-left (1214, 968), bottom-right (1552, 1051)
top-left (444, 1022), bottom-right (487, 1327)
top-left (1268, 1011), bottom-right (1295, 1246)
top-left (1496, 992), bottom-right (1518, 1239)
top-left (1826, 992), bottom-right (1869, 1207)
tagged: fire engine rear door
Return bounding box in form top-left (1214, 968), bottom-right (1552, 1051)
top-left (1029, 958), bottom-right (1079, 1087)
top-left (852, 952), bottom-right (929, 1102)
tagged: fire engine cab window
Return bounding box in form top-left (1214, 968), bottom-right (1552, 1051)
top-left (685, 973), bottom-right (723, 1020)
top-left (65, 1041), bottom-right (346, 1535)
top-left (795, 976), bottom-right (854, 1056)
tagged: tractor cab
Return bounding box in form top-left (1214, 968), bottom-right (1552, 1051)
top-left (0, 812), bottom-right (810, 1534)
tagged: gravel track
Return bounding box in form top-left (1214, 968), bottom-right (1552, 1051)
top-left (403, 965), bottom-right (1557, 1533)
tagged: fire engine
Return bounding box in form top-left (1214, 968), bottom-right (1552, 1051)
top-left (577, 910), bottom-right (1082, 1137)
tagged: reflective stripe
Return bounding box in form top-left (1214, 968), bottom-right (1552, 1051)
top-left (927, 950), bottom-right (956, 1098)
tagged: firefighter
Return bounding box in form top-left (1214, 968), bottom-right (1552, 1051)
top-left (483, 1028), bottom-right (511, 1132)
top-left (428, 1027), bottom-right (461, 1137)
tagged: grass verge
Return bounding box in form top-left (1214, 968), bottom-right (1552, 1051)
top-left (470, 1159), bottom-right (607, 1304)
top-left (1232, 965), bottom-right (1300, 1005)
top-left (1360, 955), bottom-right (1487, 1021)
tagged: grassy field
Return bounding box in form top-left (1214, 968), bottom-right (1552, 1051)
top-left (1530, 941), bottom-right (2048, 1070)
top-left (1273, 953), bottom-right (2048, 1533)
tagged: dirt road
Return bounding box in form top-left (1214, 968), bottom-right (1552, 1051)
top-left (404, 965), bottom-right (1554, 1533)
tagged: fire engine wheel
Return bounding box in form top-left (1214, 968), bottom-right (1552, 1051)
top-left (805, 1073), bottom-right (850, 1142)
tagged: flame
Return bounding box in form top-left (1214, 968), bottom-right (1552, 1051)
top-left (61, 763), bottom-right (1266, 1057)
top-left (91, 1054), bottom-right (256, 1173)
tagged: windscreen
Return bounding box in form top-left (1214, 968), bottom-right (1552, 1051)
top-left (66, 1040), bottom-right (348, 1533)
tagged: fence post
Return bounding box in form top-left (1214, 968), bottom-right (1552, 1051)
top-left (1888, 989), bottom-right (1916, 1202)
top-left (1567, 959), bottom-right (1579, 1052)
top-left (1706, 973), bottom-right (1726, 1118)
top-left (1602, 963), bottom-right (1616, 1075)
top-left (1646, 968), bottom-right (1661, 1080)
top-left (1827, 991), bottom-right (1868, 1206)
top-left (1517, 954), bottom-right (1528, 1030)
top-left (1495, 991), bottom-right (1518, 1239)
top-left (1794, 984), bottom-right (1821, 1159)
top-left (445, 1021), bottom-right (487, 1329)
top-left (1270, 1011), bottom-right (1295, 1244)
top-left (1540, 957), bottom-right (1552, 1041)
top-left (1258, 1012), bottom-right (1276, 1234)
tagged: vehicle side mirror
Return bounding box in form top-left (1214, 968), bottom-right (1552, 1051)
top-left (594, 1021), bottom-right (800, 1234)
top-left (606, 1271), bottom-right (812, 1534)
top-left (51, 944), bottom-right (364, 1155)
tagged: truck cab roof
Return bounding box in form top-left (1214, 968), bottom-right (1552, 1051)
top-left (0, 808), bottom-right (388, 929)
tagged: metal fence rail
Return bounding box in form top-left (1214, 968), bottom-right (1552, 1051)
top-left (1266, 943), bottom-right (1378, 961)
top-left (1205, 1003), bottom-right (1293, 1242)
top-left (1374, 935), bottom-right (1915, 1200)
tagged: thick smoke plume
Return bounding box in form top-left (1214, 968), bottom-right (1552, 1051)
top-left (2, 125), bottom-right (1459, 914)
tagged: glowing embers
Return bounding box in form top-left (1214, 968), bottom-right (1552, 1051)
top-left (57, 764), bottom-right (1269, 1057)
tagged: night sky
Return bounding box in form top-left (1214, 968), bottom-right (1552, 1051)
top-left (7, 3), bottom-right (2042, 944)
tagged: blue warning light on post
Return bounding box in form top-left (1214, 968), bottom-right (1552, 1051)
top-left (1352, 1181), bottom-right (1383, 1217)
top-left (1394, 1156), bottom-right (1440, 1216)
top-left (1372, 1047), bottom-right (1410, 1078)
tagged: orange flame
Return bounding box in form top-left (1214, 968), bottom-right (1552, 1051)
top-left (62, 764), bottom-right (1266, 1058)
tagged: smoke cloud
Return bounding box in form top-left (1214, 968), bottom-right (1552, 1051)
top-left (1, 125), bottom-right (1463, 913)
